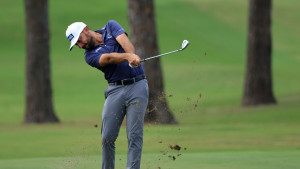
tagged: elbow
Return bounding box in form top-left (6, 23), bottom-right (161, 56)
top-left (99, 54), bottom-right (110, 67)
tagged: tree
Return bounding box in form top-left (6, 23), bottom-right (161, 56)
top-left (127, 0), bottom-right (177, 124)
top-left (24, 0), bottom-right (59, 123)
top-left (242, 0), bottom-right (276, 106)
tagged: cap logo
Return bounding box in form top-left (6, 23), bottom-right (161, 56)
top-left (67, 34), bottom-right (74, 42)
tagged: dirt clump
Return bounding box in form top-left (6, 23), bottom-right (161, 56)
top-left (169, 144), bottom-right (181, 151)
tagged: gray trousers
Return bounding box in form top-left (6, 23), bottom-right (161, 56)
top-left (101, 79), bottom-right (149, 169)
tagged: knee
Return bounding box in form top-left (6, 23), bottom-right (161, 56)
top-left (128, 132), bottom-right (143, 146)
top-left (102, 133), bottom-right (117, 146)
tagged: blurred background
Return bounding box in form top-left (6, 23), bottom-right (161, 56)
top-left (0, 0), bottom-right (299, 168)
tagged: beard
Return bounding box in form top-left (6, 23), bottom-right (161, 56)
top-left (83, 34), bottom-right (96, 50)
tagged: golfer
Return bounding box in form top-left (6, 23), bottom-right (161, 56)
top-left (66, 20), bottom-right (149, 169)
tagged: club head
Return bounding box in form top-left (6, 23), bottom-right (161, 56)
top-left (181, 40), bottom-right (189, 50)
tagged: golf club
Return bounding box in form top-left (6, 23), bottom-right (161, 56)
top-left (129, 40), bottom-right (189, 67)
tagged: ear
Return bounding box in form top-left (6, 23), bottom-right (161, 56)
top-left (83, 27), bottom-right (89, 34)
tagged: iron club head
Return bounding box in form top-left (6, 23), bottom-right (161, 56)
top-left (181, 40), bottom-right (189, 50)
top-left (138, 39), bottom-right (190, 64)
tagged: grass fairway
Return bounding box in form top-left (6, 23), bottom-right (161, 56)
top-left (0, 0), bottom-right (300, 168)
top-left (1, 151), bottom-right (300, 169)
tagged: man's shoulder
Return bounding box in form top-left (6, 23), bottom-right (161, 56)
top-left (107, 20), bottom-right (119, 25)
top-left (85, 46), bottom-right (104, 55)
top-left (95, 20), bottom-right (119, 33)
top-left (106, 20), bottom-right (123, 29)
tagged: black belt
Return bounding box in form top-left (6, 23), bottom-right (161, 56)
top-left (109, 75), bottom-right (146, 86)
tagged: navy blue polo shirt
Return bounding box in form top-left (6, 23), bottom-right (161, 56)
top-left (84, 20), bottom-right (145, 83)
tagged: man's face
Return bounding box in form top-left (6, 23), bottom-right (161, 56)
top-left (76, 32), bottom-right (95, 50)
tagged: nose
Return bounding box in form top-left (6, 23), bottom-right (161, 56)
top-left (76, 42), bottom-right (83, 48)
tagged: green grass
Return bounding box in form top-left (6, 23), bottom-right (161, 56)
top-left (0, 0), bottom-right (300, 168)
top-left (1, 151), bottom-right (300, 169)
top-left (1, 99), bottom-right (300, 159)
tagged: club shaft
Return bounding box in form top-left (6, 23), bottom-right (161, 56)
top-left (140, 49), bottom-right (182, 62)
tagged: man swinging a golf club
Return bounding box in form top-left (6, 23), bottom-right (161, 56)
top-left (66, 20), bottom-right (149, 169)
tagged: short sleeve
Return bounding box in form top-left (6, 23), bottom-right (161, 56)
top-left (85, 51), bottom-right (103, 71)
top-left (107, 20), bottom-right (126, 38)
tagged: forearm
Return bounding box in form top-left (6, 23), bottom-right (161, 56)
top-left (99, 52), bottom-right (141, 68)
top-left (121, 41), bottom-right (135, 54)
top-left (116, 33), bottom-right (135, 53)
top-left (99, 53), bottom-right (130, 67)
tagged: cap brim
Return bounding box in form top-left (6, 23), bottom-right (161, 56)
top-left (69, 35), bottom-right (80, 51)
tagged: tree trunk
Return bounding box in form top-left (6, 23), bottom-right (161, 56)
top-left (242, 0), bottom-right (276, 106)
top-left (127, 0), bottom-right (177, 124)
top-left (24, 0), bottom-right (59, 123)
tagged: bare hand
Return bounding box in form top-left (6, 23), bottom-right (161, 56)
top-left (128, 54), bottom-right (141, 68)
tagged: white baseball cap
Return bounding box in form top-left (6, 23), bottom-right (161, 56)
top-left (66, 22), bottom-right (87, 51)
